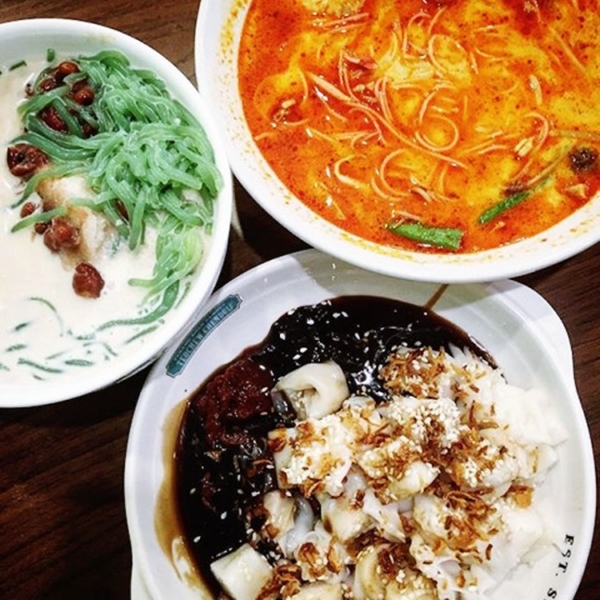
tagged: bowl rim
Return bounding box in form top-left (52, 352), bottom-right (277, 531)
top-left (0, 17), bottom-right (233, 407)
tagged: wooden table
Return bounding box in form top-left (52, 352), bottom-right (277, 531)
top-left (0, 1), bottom-right (597, 598)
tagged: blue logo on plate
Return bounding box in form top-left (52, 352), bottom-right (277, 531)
top-left (166, 294), bottom-right (242, 377)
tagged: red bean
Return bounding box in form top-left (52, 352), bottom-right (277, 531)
top-left (34, 222), bottom-right (48, 235)
top-left (72, 262), bottom-right (105, 299)
top-left (19, 202), bottom-right (37, 218)
top-left (116, 199), bottom-right (129, 221)
top-left (55, 60), bottom-right (80, 81)
top-left (6, 143), bottom-right (48, 178)
top-left (71, 81), bottom-right (95, 106)
top-left (39, 106), bottom-right (68, 133)
top-left (43, 217), bottom-right (81, 252)
top-left (81, 121), bottom-right (97, 138)
top-left (39, 77), bottom-right (58, 92)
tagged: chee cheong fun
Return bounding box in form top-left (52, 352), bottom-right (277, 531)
top-left (174, 296), bottom-right (567, 600)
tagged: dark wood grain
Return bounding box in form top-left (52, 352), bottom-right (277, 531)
top-left (0, 1), bottom-right (598, 599)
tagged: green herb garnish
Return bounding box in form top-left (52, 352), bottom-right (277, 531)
top-left (97, 280), bottom-right (179, 330)
top-left (6, 344), bottom-right (27, 352)
top-left (29, 297), bottom-right (65, 335)
top-left (387, 221), bottom-right (464, 251)
top-left (17, 358), bottom-right (63, 374)
top-left (478, 189), bottom-right (531, 224)
top-left (64, 359), bottom-right (95, 367)
top-left (9, 59), bottom-right (27, 71)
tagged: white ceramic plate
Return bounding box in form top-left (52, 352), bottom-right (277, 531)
top-left (0, 19), bottom-right (232, 406)
top-left (125, 248), bottom-right (595, 600)
top-left (194, 0), bottom-right (600, 283)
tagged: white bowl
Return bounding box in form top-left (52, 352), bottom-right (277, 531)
top-left (125, 248), bottom-right (595, 600)
top-left (194, 0), bottom-right (600, 283)
top-left (0, 19), bottom-right (232, 406)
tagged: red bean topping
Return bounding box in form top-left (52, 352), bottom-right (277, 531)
top-left (36, 62), bottom-right (80, 94)
top-left (34, 222), bottom-right (49, 235)
top-left (6, 143), bottom-right (49, 178)
top-left (71, 81), bottom-right (95, 106)
top-left (55, 60), bottom-right (80, 81)
top-left (39, 77), bottom-right (58, 92)
top-left (81, 121), bottom-right (97, 138)
top-left (19, 201), bottom-right (37, 218)
top-left (39, 106), bottom-right (68, 133)
top-left (73, 262), bottom-right (105, 299)
top-left (43, 217), bottom-right (81, 252)
top-left (116, 199), bottom-right (129, 221)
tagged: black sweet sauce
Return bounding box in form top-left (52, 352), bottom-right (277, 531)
top-left (174, 295), bottom-right (493, 594)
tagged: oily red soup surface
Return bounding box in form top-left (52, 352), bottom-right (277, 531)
top-left (238, 0), bottom-right (600, 253)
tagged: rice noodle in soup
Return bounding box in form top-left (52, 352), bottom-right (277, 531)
top-left (238, 0), bottom-right (600, 253)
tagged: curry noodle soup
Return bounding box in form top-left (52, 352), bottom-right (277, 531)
top-left (238, 0), bottom-right (600, 252)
